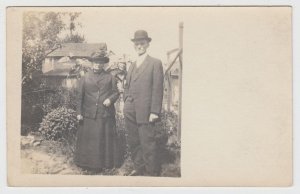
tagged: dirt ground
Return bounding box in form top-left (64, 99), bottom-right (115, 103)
top-left (21, 134), bottom-right (180, 177)
top-left (20, 135), bottom-right (133, 175)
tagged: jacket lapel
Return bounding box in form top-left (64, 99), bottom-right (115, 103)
top-left (97, 71), bottom-right (107, 89)
top-left (133, 55), bottom-right (150, 81)
top-left (126, 62), bottom-right (135, 86)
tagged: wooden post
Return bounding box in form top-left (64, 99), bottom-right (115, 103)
top-left (167, 53), bottom-right (171, 112)
top-left (168, 71), bottom-right (172, 111)
top-left (178, 22), bottom-right (183, 141)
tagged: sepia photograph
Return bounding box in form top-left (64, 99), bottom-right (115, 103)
top-left (20, 9), bottom-right (182, 177)
top-left (6, 6), bottom-right (292, 187)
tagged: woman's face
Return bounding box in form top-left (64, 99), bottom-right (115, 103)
top-left (92, 62), bottom-right (104, 72)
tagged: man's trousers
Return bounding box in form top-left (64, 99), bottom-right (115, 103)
top-left (124, 99), bottom-right (160, 176)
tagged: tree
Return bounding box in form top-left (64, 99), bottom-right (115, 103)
top-left (22, 11), bottom-right (85, 131)
top-left (61, 12), bottom-right (85, 43)
top-left (61, 33), bottom-right (85, 43)
top-left (22, 12), bottom-right (65, 89)
top-left (22, 11), bottom-right (85, 90)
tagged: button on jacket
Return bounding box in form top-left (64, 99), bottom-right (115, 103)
top-left (77, 70), bottom-right (120, 119)
top-left (124, 55), bottom-right (164, 123)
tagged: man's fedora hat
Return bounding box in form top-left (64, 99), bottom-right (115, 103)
top-left (131, 30), bottom-right (152, 42)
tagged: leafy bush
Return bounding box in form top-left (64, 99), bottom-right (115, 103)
top-left (39, 107), bottom-right (78, 148)
top-left (155, 110), bottom-right (181, 176)
top-left (21, 82), bottom-right (77, 135)
top-left (160, 111), bottom-right (181, 154)
top-left (42, 87), bottom-right (77, 115)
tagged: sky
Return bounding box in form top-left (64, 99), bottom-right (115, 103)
top-left (69, 7), bottom-right (186, 64)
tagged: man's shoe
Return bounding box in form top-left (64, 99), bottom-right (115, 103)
top-left (128, 170), bottom-right (138, 176)
top-left (128, 169), bottom-right (144, 176)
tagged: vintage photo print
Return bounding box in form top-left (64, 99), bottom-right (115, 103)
top-left (7, 6), bottom-right (292, 186)
top-left (14, 6), bottom-right (182, 179)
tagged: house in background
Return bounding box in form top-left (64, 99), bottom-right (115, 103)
top-left (42, 43), bottom-right (101, 89)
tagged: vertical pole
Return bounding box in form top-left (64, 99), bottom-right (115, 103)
top-left (167, 53), bottom-right (171, 112)
top-left (169, 71), bottom-right (172, 111)
top-left (178, 22), bottom-right (183, 141)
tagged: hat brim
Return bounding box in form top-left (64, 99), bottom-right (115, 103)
top-left (131, 37), bottom-right (152, 42)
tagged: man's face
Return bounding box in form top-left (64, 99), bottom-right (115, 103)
top-left (133, 39), bottom-right (149, 56)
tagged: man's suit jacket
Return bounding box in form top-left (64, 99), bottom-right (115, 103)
top-left (77, 70), bottom-right (119, 119)
top-left (124, 55), bottom-right (164, 124)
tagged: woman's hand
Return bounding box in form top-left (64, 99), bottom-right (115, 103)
top-left (77, 115), bottom-right (83, 121)
top-left (103, 98), bottom-right (111, 107)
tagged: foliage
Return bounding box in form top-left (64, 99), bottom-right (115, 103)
top-left (22, 11), bottom-right (85, 133)
top-left (22, 11), bottom-right (85, 86)
top-left (42, 86), bottom-right (77, 114)
top-left (62, 33), bottom-right (86, 43)
top-left (39, 107), bottom-right (78, 151)
top-left (21, 82), bottom-right (77, 135)
top-left (155, 110), bottom-right (181, 176)
top-left (22, 11), bottom-right (84, 98)
top-left (160, 111), bottom-right (181, 151)
top-left (62, 12), bottom-right (85, 43)
top-left (66, 12), bottom-right (82, 36)
top-left (22, 12), bottom-right (65, 87)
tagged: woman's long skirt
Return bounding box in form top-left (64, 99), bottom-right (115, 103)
top-left (74, 116), bottom-right (122, 169)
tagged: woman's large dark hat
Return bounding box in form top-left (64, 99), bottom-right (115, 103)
top-left (90, 43), bottom-right (109, 64)
top-left (131, 30), bottom-right (152, 42)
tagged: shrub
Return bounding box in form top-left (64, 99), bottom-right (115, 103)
top-left (39, 107), bottom-right (78, 150)
top-left (21, 82), bottom-right (77, 135)
top-left (42, 87), bottom-right (77, 115)
top-left (155, 110), bottom-right (181, 176)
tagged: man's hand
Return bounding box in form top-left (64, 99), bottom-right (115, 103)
top-left (149, 113), bottom-right (159, 123)
top-left (103, 98), bottom-right (111, 107)
top-left (77, 115), bottom-right (83, 121)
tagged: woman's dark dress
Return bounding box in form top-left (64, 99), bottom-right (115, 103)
top-left (74, 70), bottom-right (122, 169)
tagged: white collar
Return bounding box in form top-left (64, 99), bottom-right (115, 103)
top-left (136, 52), bottom-right (148, 67)
top-left (137, 52), bottom-right (148, 59)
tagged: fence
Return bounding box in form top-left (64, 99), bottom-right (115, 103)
top-left (163, 22), bottom-right (183, 140)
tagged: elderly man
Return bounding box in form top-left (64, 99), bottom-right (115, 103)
top-left (124, 30), bottom-right (164, 176)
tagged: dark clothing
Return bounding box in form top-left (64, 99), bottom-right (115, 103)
top-left (124, 55), bottom-right (164, 176)
top-left (124, 55), bottom-right (164, 124)
top-left (74, 70), bottom-right (122, 169)
top-left (124, 100), bottom-right (160, 175)
top-left (76, 70), bottom-right (119, 119)
top-left (75, 116), bottom-right (121, 169)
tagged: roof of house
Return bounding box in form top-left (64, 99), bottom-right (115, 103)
top-left (47, 43), bottom-right (103, 57)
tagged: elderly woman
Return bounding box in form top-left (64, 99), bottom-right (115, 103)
top-left (74, 43), bottom-right (121, 172)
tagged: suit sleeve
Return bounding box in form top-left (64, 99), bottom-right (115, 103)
top-left (108, 75), bottom-right (120, 103)
top-left (77, 76), bottom-right (85, 115)
top-left (151, 60), bottom-right (164, 115)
